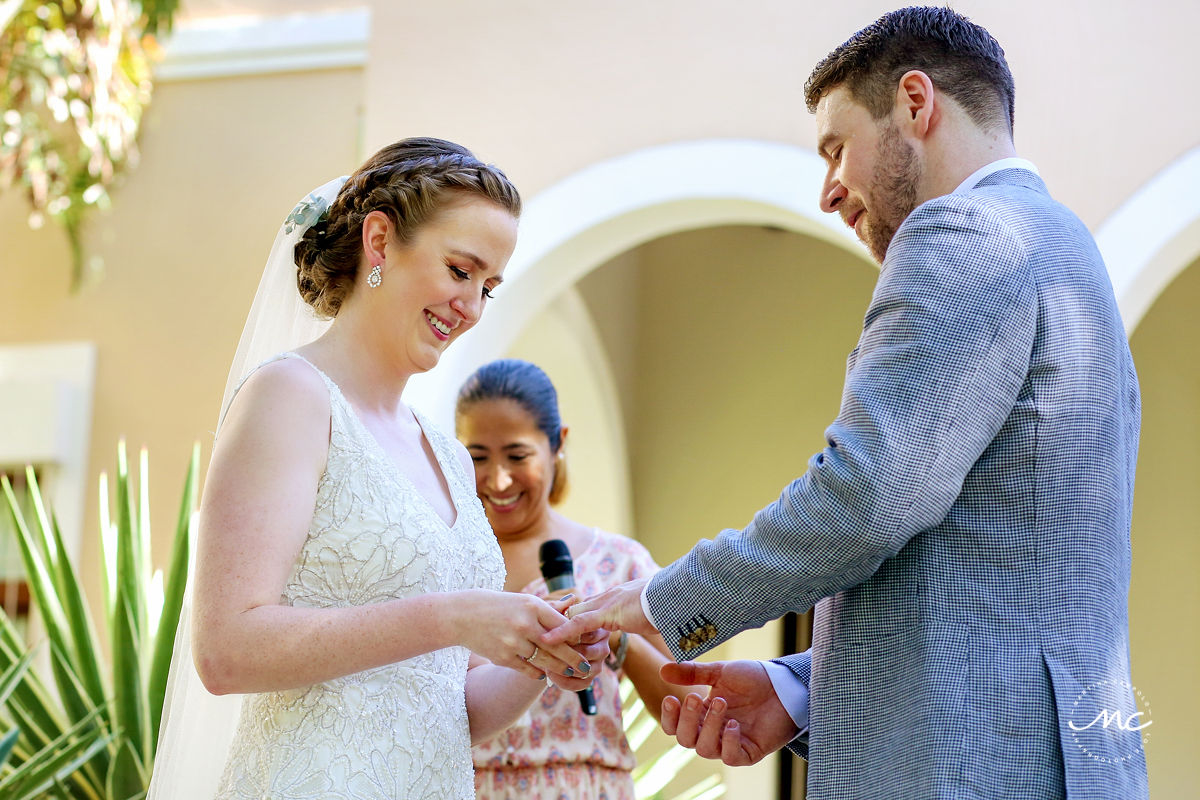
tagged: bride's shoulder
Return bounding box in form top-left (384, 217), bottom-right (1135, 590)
top-left (223, 356), bottom-right (331, 433)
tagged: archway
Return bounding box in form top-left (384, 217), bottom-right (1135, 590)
top-left (1097, 145), bottom-right (1200, 334)
top-left (406, 139), bottom-right (862, 424)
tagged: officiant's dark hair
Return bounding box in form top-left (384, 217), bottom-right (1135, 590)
top-left (295, 137), bottom-right (521, 318)
top-left (456, 359), bottom-right (569, 505)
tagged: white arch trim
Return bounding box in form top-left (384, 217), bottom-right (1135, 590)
top-left (1097, 145), bottom-right (1200, 334)
top-left (406, 139), bottom-right (861, 425)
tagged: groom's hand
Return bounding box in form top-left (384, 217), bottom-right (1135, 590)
top-left (660, 660), bottom-right (799, 767)
top-left (539, 578), bottom-right (658, 648)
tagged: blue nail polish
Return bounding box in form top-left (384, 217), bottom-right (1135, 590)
top-left (579, 661), bottom-right (591, 674)
top-left (564, 667), bottom-right (575, 677)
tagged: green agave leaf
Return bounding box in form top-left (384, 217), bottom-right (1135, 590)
top-left (110, 591), bottom-right (144, 779)
top-left (47, 639), bottom-right (110, 789)
top-left (23, 466), bottom-right (107, 711)
top-left (99, 471), bottom-right (117, 620)
top-left (3, 472), bottom-right (109, 777)
top-left (0, 708), bottom-right (110, 800)
top-left (1, 443), bottom-right (207, 796)
top-left (19, 468), bottom-right (57, 570)
top-left (0, 640), bottom-right (106, 799)
top-left (137, 448), bottom-right (153, 623)
top-left (0, 726), bottom-right (18, 769)
top-left (105, 737), bottom-right (146, 800)
top-left (0, 618), bottom-right (66, 757)
top-left (1, 476), bottom-right (72, 648)
top-left (47, 615), bottom-right (99, 727)
top-left (115, 441), bottom-right (146, 644)
top-left (47, 506), bottom-right (107, 710)
top-left (0, 650), bottom-right (35, 709)
top-left (147, 443), bottom-right (198, 758)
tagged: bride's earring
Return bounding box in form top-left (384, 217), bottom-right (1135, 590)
top-left (367, 264), bottom-right (383, 288)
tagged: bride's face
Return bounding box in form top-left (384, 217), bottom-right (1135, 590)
top-left (370, 196), bottom-right (517, 374)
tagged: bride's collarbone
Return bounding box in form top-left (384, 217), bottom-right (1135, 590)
top-left (355, 409), bottom-right (457, 522)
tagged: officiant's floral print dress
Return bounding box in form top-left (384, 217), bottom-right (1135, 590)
top-left (472, 529), bottom-right (657, 800)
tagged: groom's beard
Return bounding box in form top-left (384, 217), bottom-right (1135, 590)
top-left (865, 122), bottom-right (921, 264)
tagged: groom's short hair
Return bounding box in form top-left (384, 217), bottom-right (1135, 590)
top-left (804, 6), bottom-right (1015, 136)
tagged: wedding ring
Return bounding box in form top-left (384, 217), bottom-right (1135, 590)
top-left (525, 645), bottom-right (539, 662)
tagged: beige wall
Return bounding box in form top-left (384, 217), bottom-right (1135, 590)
top-left (364, 0), bottom-right (1199, 228)
top-left (1127, 256), bottom-right (1200, 798)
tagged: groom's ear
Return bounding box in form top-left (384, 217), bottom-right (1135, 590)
top-left (361, 210), bottom-right (391, 268)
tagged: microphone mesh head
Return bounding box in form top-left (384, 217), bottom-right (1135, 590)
top-left (538, 539), bottom-right (573, 582)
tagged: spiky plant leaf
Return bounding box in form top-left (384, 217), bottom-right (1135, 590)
top-left (147, 443), bottom-right (198, 754)
top-left (0, 726), bottom-right (18, 770)
top-left (114, 442), bottom-right (146, 643)
top-left (0, 615), bottom-right (64, 753)
top-left (1, 442), bottom-right (198, 797)
top-left (0, 708), bottom-right (109, 799)
top-left (98, 473), bottom-right (116, 620)
top-left (1, 476), bottom-right (72, 653)
top-left (105, 737), bottom-right (145, 800)
top-left (44, 496), bottom-right (107, 708)
top-left (0, 649), bottom-right (35, 709)
top-left (109, 590), bottom-right (143, 792)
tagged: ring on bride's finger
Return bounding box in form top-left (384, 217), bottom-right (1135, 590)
top-left (524, 645), bottom-right (539, 662)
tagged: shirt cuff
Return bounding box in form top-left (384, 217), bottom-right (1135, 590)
top-left (762, 660), bottom-right (810, 736)
top-left (639, 581), bottom-right (661, 633)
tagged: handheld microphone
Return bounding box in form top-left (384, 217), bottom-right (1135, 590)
top-left (539, 538), bottom-right (598, 716)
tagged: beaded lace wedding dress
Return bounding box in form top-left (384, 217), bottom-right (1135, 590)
top-left (210, 354), bottom-right (504, 799)
top-left (148, 178), bottom-right (503, 799)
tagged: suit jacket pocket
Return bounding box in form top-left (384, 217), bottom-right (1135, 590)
top-left (819, 573), bottom-right (919, 653)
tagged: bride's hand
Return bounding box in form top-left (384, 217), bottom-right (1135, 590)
top-left (544, 595), bottom-right (608, 691)
top-left (453, 590), bottom-right (599, 683)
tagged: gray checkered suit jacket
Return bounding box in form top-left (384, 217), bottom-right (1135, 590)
top-left (645, 168), bottom-right (1148, 799)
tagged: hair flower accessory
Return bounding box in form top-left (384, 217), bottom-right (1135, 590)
top-left (283, 193), bottom-right (330, 235)
top-left (283, 176), bottom-right (349, 234)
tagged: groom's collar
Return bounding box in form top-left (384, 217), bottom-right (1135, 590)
top-left (953, 157), bottom-right (1041, 195)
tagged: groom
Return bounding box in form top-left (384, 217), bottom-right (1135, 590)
top-left (546, 7), bottom-right (1148, 798)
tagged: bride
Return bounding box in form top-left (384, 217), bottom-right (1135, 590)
top-left (148, 138), bottom-right (606, 799)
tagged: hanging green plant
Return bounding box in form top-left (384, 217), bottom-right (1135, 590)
top-left (0, 0), bottom-right (179, 290)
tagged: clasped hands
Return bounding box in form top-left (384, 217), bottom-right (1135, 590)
top-left (459, 589), bottom-right (604, 692)
top-left (540, 577), bottom-right (801, 767)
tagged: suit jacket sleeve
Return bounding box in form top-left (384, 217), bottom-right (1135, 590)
top-left (647, 195), bottom-right (1039, 659)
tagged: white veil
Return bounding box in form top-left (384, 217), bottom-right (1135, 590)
top-left (147, 176), bottom-right (348, 798)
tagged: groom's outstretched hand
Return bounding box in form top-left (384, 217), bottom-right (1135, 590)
top-left (659, 660), bottom-right (799, 767)
top-left (540, 577), bottom-right (658, 646)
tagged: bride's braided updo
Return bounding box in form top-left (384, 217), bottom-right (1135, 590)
top-left (294, 137), bottom-right (521, 318)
